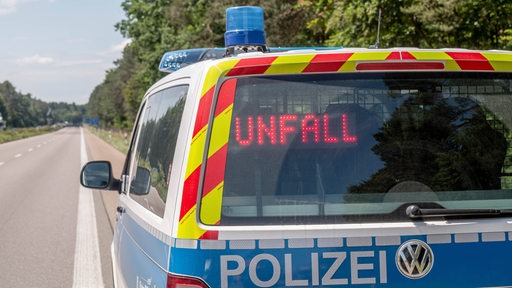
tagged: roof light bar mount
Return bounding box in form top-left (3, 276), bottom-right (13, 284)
top-left (225, 45), bottom-right (267, 56)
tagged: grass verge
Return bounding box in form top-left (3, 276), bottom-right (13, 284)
top-left (0, 126), bottom-right (59, 144)
top-left (86, 126), bottom-right (130, 154)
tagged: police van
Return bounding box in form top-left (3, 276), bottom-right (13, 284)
top-left (81, 5), bottom-right (512, 287)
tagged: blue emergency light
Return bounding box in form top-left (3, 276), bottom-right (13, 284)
top-left (224, 6), bottom-right (266, 49)
top-left (158, 6), bottom-right (268, 72)
top-left (158, 48), bottom-right (225, 72)
top-left (158, 6), bottom-right (338, 73)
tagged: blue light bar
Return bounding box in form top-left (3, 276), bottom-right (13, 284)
top-left (158, 46), bottom-right (341, 73)
top-left (224, 6), bottom-right (266, 48)
top-left (158, 48), bottom-right (225, 72)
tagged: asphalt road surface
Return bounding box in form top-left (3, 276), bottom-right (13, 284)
top-left (0, 127), bottom-right (125, 287)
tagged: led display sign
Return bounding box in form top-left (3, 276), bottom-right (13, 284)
top-left (234, 113), bottom-right (357, 147)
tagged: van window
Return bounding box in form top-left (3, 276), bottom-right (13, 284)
top-left (200, 72), bottom-right (512, 225)
top-left (129, 85), bottom-right (188, 217)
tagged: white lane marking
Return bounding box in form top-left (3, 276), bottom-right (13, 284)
top-left (0, 162), bottom-right (4, 166)
top-left (73, 128), bottom-right (104, 288)
top-left (14, 153), bottom-right (22, 158)
top-left (28, 148), bottom-right (33, 152)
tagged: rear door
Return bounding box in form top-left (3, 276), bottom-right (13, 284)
top-left (193, 70), bottom-right (512, 287)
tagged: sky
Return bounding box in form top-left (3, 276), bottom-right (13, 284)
top-left (0, 0), bottom-right (130, 104)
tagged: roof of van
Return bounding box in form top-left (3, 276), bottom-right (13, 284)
top-left (148, 47), bottom-right (512, 97)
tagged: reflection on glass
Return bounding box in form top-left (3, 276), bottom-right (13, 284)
top-left (82, 162), bottom-right (111, 188)
top-left (210, 72), bottom-right (512, 225)
top-left (128, 85), bottom-right (188, 217)
top-left (130, 166), bottom-right (151, 195)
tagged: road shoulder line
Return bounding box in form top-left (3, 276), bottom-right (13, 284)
top-left (72, 127), bottom-right (104, 287)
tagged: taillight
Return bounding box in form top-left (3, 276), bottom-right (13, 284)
top-left (167, 273), bottom-right (209, 288)
top-left (356, 61), bottom-right (445, 71)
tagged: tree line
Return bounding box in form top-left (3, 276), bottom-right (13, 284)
top-left (0, 81), bottom-right (85, 129)
top-left (87, 0), bottom-right (512, 131)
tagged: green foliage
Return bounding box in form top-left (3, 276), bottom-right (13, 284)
top-left (351, 96), bottom-right (508, 193)
top-left (88, 0), bottom-right (512, 131)
top-left (88, 127), bottom-right (130, 154)
top-left (0, 126), bottom-right (59, 144)
top-left (293, 0), bottom-right (335, 45)
top-left (0, 81), bottom-right (85, 129)
top-left (48, 102), bottom-right (86, 125)
top-left (324, 0), bottom-right (512, 49)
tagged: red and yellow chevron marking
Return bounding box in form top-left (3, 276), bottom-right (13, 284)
top-left (177, 49), bottom-right (512, 239)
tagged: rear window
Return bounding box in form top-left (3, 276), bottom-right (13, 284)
top-left (200, 72), bottom-right (512, 225)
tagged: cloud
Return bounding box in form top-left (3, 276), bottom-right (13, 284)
top-left (0, 0), bottom-right (54, 16)
top-left (0, 0), bottom-right (19, 15)
top-left (109, 38), bottom-right (132, 54)
top-left (16, 54), bottom-right (54, 64)
top-left (56, 59), bottom-right (102, 67)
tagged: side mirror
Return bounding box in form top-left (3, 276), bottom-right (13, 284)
top-left (80, 161), bottom-right (117, 190)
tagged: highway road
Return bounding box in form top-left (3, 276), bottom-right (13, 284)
top-left (0, 127), bottom-right (125, 287)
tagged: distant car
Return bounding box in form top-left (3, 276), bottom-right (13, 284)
top-left (81, 5), bottom-right (512, 288)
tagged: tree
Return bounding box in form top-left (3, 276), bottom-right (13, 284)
top-left (103, 0), bottom-right (308, 129)
top-left (88, 0), bottom-right (512, 131)
top-left (455, 0), bottom-right (512, 49)
top-left (0, 81), bottom-right (82, 128)
top-left (115, 0), bottom-right (173, 115)
top-left (323, 0), bottom-right (512, 49)
top-left (351, 94), bottom-right (508, 193)
top-left (0, 81), bottom-right (38, 127)
top-left (87, 44), bottom-right (140, 129)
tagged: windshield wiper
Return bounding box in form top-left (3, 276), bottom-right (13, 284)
top-left (406, 204), bottom-right (512, 219)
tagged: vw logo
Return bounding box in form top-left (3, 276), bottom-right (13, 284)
top-left (396, 240), bottom-right (434, 279)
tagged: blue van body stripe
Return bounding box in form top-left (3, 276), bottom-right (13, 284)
top-left (167, 234), bottom-right (512, 287)
top-left (118, 212), bottom-right (512, 287)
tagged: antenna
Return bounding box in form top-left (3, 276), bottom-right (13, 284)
top-left (369, 8), bottom-right (382, 49)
